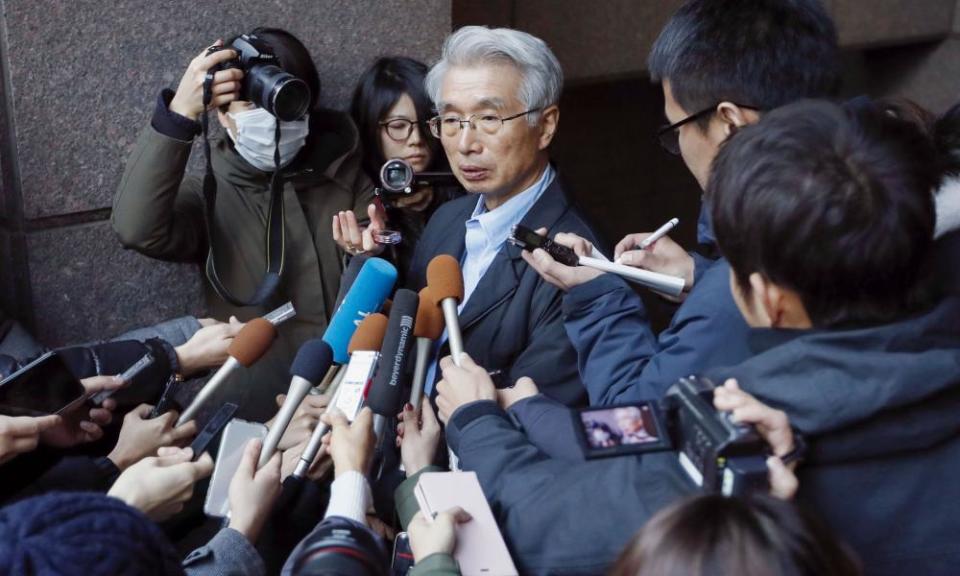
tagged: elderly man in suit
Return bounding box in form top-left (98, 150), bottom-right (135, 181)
top-left (408, 25), bottom-right (602, 406)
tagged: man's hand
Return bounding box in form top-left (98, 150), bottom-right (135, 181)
top-left (265, 392), bottom-right (330, 451)
top-left (713, 379), bottom-right (798, 500)
top-left (175, 316), bottom-right (244, 377)
top-left (615, 233), bottom-right (694, 293)
top-left (168, 41), bottom-right (244, 121)
top-left (332, 204), bottom-right (387, 256)
top-left (0, 415), bottom-right (61, 465)
top-left (396, 399), bottom-right (441, 477)
top-left (520, 228), bottom-right (603, 291)
top-left (320, 407), bottom-right (375, 477)
top-left (40, 375), bottom-right (121, 448)
top-left (228, 439), bottom-right (282, 544)
top-left (280, 435), bottom-right (332, 481)
top-left (496, 377), bottom-right (540, 411)
top-left (408, 507), bottom-right (473, 563)
top-left (107, 446), bottom-right (213, 521)
top-left (435, 354), bottom-right (497, 424)
top-left (107, 404), bottom-right (198, 470)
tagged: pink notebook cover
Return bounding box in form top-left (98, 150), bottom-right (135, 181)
top-left (414, 471), bottom-right (519, 576)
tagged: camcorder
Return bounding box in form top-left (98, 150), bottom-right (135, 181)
top-left (377, 158), bottom-right (458, 198)
top-left (207, 34), bottom-right (311, 121)
top-left (573, 376), bottom-right (775, 496)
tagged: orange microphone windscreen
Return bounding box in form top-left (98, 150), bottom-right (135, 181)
top-left (347, 313), bottom-right (389, 354)
top-left (414, 287), bottom-right (445, 340)
top-left (227, 318), bottom-right (277, 367)
top-left (426, 254), bottom-right (464, 303)
top-left (381, 298), bottom-right (393, 317)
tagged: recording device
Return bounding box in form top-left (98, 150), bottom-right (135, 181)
top-left (177, 318), bottom-right (277, 426)
top-left (377, 158), bottom-right (458, 196)
top-left (368, 289), bottom-right (419, 444)
top-left (207, 34), bottom-right (310, 121)
top-left (509, 224), bottom-right (685, 297)
top-left (390, 533), bottom-right (414, 576)
top-left (90, 352), bottom-right (155, 406)
top-left (189, 402), bottom-right (239, 461)
top-left (323, 257), bottom-right (397, 365)
top-left (410, 287), bottom-right (444, 409)
top-left (573, 376), bottom-right (771, 496)
top-left (205, 418), bottom-right (268, 518)
top-left (0, 351), bottom-right (86, 417)
top-left (258, 339), bottom-right (333, 468)
top-left (426, 255), bottom-right (465, 366)
top-left (287, 517), bottom-right (388, 575)
top-left (264, 301), bottom-right (297, 325)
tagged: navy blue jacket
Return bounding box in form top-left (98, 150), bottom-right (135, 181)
top-left (407, 176), bottom-right (599, 406)
top-left (447, 295), bottom-right (960, 575)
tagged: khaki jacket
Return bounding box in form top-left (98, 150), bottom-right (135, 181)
top-left (112, 108), bottom-right (374, 420)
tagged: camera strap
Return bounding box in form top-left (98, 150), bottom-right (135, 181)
top-left (200, 72), bottom-right (286, 307)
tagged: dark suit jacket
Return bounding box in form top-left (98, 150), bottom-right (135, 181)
top-left (407, 175), bottom-right (597, 406)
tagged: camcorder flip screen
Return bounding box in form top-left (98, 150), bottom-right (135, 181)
top-left (573, 402), bottom-right (672, 459)
top-left (0, 351), bottom-right (87, 417)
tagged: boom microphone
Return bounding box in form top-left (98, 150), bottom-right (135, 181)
top-left (410, 287), bottom-right (444, 409)
top-left (367, 289), bottom-right (419, 443)
top-left (294, 313), bottom-right (389, 478)
top-left (177, 318), bottom-right (277, 426)
top-left (323, 257), bottom-right (397, 365)
top-left (258, 339), bottom-right (333, 468)
top-left (427, 255), bottom-right (465, 367)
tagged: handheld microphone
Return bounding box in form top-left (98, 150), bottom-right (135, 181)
top-left (333, 255), bottom-right (371, 312)
top-left (367, 289), bottom-right (419, 444)
top-left (410, 287), bottom-right (444, 409)
top-left (294, 313), bottom-right (389, 478)
top-left (258, 339), bottom-right (333, 468)
top-left (176, 318), bottom-right (277, 426)
top-left (323, 257), bottom-right (397, 365)
top-left (427, 255), bottom-right (465, 367)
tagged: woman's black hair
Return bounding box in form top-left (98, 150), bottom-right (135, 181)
top-left (350, 56), bottom-right (445, 182)
top-left (225, 27), bottom-right (321, 111)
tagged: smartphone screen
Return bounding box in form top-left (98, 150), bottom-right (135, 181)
top-left (0, 352), bottom-right (87, 416)
top-left (204, 418), bottom-right (267, 518)
top-left (573, 402), bottom-right (672, 459)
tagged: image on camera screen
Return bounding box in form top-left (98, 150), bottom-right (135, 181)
top-left (574, 403), bottom-right (671, 458)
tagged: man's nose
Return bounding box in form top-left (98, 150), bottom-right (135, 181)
top-left (456, 123), bottom-right (482, 155)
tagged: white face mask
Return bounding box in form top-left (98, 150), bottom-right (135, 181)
top-left (227, 107), bottom-right (310, 172)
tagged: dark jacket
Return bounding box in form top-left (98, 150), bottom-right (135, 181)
top-left (407, 177), bottom-right (598, 406)
top-left (112, 92), bottom-right (375, 421)
top-left (444, 296), bottom-right (960, 575)
top-left (563, 257), bottom-right (753, 405)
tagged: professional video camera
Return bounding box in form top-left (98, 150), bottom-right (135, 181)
top-left (377, 158), bottom-right (458, 198)
top-left (207, 34), bottom-right (311, 121)
top-left (573, 376), bottom-right (778, 496)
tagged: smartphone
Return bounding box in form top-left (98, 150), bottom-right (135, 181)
top-left (391, 532), bottom-right (415, 576)
top-left (189, 402), bottom-right (239, 461)
top-left (0, 351), bottom-right (87, 416)
top-left (508, 224), bottom-right (579, 266)
top-left (90, 353), bottom-right (155, 405)
top-left (573, 402), bottom-right (672, 459)
top-left (204, 418), bottom-right (267, 518)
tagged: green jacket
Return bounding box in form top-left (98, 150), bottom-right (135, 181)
top-left (396, 466), bottom-right (463, 576)
top-left (112, 108), bottom-right (374, 420)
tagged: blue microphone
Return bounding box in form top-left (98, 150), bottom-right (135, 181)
top-left (323, 258), bottom-right (397, 364)
top-left (259, 339), bottom-right (334, 468)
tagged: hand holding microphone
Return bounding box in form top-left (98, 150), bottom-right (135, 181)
top-left (435, 353), bottom-right (497, 424)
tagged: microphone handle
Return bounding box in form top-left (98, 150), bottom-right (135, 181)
top-left (441, 298), bottom-right (464, 367)
top-left (259, 375), bottom-right (313, 469)
top-left (177, 357), bottom-right (240, 426)
top-left (317, 364), bottom-right (341, 394)
top-left (293, 372), bottom-right (346, 478)
top-left (409, 337), bottom-right (432, 409)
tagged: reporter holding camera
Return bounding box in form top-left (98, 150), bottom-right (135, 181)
top-left (333, 56), bottom-right (463, 284)
top-left (113, 28), bottom-right (375, 420)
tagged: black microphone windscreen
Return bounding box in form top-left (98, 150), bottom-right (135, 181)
top-left (333, 255), bottom-right (371, 311)
top-left (367, 288), bottom-right (419, 416)
top-left (290, 339), bottom-right (333, 384)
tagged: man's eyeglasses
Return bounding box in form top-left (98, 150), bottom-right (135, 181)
top-left (657, 104), bottom-right (759, 155)
top-left (379, 118), bottom-right (423, 142)
top-left (428, 108), bottom-right (542, 139)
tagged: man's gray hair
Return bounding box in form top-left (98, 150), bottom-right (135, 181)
top-left (425, 26), bottom-right (563, 125)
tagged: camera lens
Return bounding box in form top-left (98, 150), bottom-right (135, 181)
top-left (379, 159), bottom-right (414, 193)
top-left (246, 63), bottom-right (311, 121)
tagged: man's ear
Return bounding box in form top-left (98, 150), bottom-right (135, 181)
top-left (537, 105), bottom-right (560, 150)
top-left (716, 102), bottom-right (760, 138)
top-left (750, 273), bottom-right (813, 329)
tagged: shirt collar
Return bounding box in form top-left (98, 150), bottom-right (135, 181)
top-left (466, 164), bottom-right (555, 246)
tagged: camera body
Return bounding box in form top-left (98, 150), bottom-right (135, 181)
top-left (377, 158), bottom-right (458, 198)
top-left (208, 34), bottom-right (310, 122)
top-left (661, 376), bottom-right (769, 496)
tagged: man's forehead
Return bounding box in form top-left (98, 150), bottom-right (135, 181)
top-left (437, 63), bottom-right (522, 112)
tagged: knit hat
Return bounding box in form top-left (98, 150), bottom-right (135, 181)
top-left (0, 492), bottom-right (185, 576)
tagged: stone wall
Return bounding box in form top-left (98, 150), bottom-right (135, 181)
top-left (0, 0), bottom-right (450, 346)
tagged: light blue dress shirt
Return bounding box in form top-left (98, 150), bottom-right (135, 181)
top-left (424, 164), bottom-right (556, 396)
